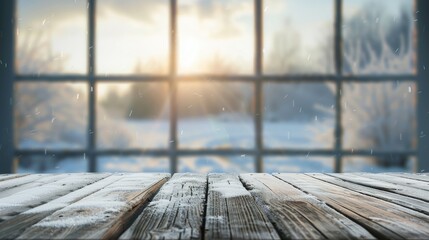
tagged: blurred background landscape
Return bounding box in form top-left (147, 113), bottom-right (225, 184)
top-left (14, 0), bottom-right (417, 173)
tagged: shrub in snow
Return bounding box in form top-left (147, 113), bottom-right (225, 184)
top-left (318, 1), bottom-right (416, 167)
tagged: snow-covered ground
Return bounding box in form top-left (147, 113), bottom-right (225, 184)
top-left (16, 118), bottom-right (414, 173)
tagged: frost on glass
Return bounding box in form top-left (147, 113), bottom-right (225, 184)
top-left (343, 157), bottom-right (415, 173)
top-left (264, 0), bottom-right (334, 74)
top-left (97, 157), bottom-right (169, 172)
top-left (264, 83), bottom-right (335, 149)
top-left (178, 0), bottom-right (254, 74)
top-left (15, 156), bottom-right (86, 173)
top-left (97, 0), bottom-right (169, 74)
top-left (178, 82), bottom-right (254, 149)
top-left (343, 0), bottom-right (415, 74)
top-left (179, 156), bottom-right (255, 173)
top-left (97, 83), bottom-right (169, 149)
top-left (14, 82), bottom-right (87, 149)
top-left (342, 82), bottom-right (417, 150)
top-left (341, 82), bottom-right (416, 168)
top-left (264, 157), bottom-right (333, 173)
top-left (16, 0), bottom-right (87, 74)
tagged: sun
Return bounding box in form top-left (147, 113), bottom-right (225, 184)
top-left (178, 36), bottom-right (201, 74)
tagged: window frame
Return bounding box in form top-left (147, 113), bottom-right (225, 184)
top-left (1, 0), bottom-right (427, 174)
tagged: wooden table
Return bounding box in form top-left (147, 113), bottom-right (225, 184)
top-left (0, 173), bottom-right (428, 239)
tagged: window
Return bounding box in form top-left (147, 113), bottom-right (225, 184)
top-left (1, 0), bottom-right (428, 174)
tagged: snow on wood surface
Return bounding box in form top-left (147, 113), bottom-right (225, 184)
top-left (25, 174), bottom-right (121, 214)
top-left (17, 173), bottom-right (169, 240)
top-left (209, 175), bottom-right (251, 198)
top-left (0, 174), bottom-right (109, 218)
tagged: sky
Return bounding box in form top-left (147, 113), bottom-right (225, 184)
top-left (16, 0), bottom-right (413, 78)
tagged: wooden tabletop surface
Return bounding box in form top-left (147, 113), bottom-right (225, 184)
top-left (0, 172), bottom-right (428, 239)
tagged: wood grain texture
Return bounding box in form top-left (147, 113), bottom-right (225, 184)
top-left (0, 174), bottom-right (121, 239)
top-left (0, 174), bottom-right (28, 182)
top-left (0, 173), bottom-right (109, 220)
top-left (387, 173), bottom-right (429, 182)
top-left (309, 173), bottom-right (429, 215)
top-left (205, 173), bottom-right (280, 240)
top-left (355, 173), bottom-right (429, 191)
top-left (240, 173), bottom-right (374, 240)
top-left (275, 173), bottom-right (429, 239)
top-left (16, 173), bottom-right (169, 240)
top-left (120, 173), bottom-right (206, 240)
top-left (328, 173), bottom-right (429, 202)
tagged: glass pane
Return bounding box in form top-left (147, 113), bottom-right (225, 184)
top-left (342, 82), bottom-right (417, 152)
top-left (15, 82), bottom-right (88, 149)
top-left (343, 0), bottom-right (415, 74)
top-left (16, 0), bottom-right (87, 74)
top-left (15, 156), bottom-right (87, 173)
top-left (178, 0), bottom-right (254, 74)
top-left (97, 82), bottom-right (169, 149)
top-left (179, 156), bottom-right (255, 173)
top-left (264, 83), bottom-right (335, 149)
top-left (178, 82), bottom-right (254, 149)
top-left (97, 0), bottom-right (169, 75)
top-left (97, 157), bottom-right (169, 172)
top-left (264, 0), bottom-right (334, 74)
top-left (343, 156), bottom-right (415, 173)
top-left (264, 156), bottom-right (334, 173)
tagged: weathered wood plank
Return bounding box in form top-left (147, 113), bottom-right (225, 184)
top-left (275, 173), bottom-right (429, 239)
top-left (0, 174), bottom-right (28, 182)
top-left (17, 173), bottom-right (170, 240)
top-left (0, 173), bottom-right (110, 221)
top-left (240, 173), bottom-right (374, 240)
top-left (327, 173), bottom-right (429, 202)
top-left (387, 173), bottom-right (429, 183)
top-left (355, 173), bottom-right (429, 191)
top-left (0, 174), bottom-right (58, 198)
top-left (0, 174), bottom-right (121, 239)
top-left (0, 174), bottom-right (66, 198)
top-left (309, 173), bottom-right (429, 215)
top-left (120, 173), bottom-right (206, 240)
top-left (205, 173), bottom-right (280, 240)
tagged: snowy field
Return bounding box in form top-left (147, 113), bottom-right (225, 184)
top-left (16, 119), bottom-right (413, 173)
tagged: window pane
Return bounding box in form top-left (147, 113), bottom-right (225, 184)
top-left (97, 82), bottom-right (169, 149)
top-left (342, 82), bottom-right (417, 152)
top-left (179, 156), bottom-right (255, 173)
top-left (264, 0), bottom-right (334, 74)
top-left (178, 82), bottom-right (254, 149)
top-left (16, 0), bottom-right (87, 74)
top-left (178, 0), bottom-right (254, 74)
top-left (15, 82), bottom-right (88, 149)
top-left (264, 156), bottom-right (334, 173)
top-left (15, 156), bottom-right (87, 173)
top-left (97, 157), bottom-right (169, 172)
top-left (264, 83), bottom-right (335, 149)
top-left (343, 0), bottom-right (416, 74)
top-left (343, 156), bottom-right (415, 173)
top-left (97, 0), bottom-right (169, 74)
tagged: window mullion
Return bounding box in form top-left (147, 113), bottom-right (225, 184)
top-left (169, 0), bottom-right (178, 174)
top-left (0, 0), bottom-right (16, 173)
top-left (88, 0), bottom-right (97, 172)
top-left (417, 0), bottom-right (429, 173)
top-left (334, 0), bottom-right (343, 173)
top-left (255, 0), bottom-right (263, 173)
